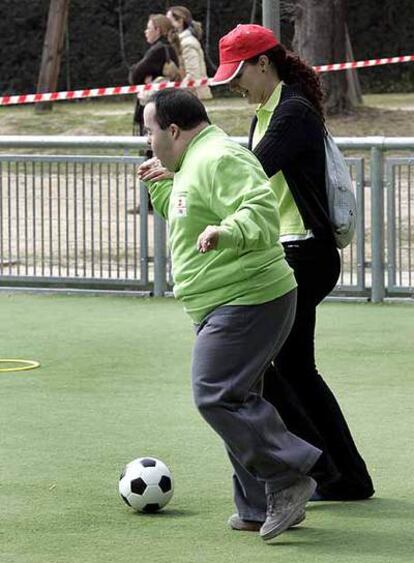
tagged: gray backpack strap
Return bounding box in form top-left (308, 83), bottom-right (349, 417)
top-left (281, 95), bottom-right (356, 248)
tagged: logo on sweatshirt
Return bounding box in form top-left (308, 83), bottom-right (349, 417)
top-left (174, 194), bottom-right (187, 217)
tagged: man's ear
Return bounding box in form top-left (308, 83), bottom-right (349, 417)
top-left (169, 123), bottom-right (180, 139)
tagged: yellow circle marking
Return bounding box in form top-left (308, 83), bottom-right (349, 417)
top-left (0, 359), bottom-right (40, 373)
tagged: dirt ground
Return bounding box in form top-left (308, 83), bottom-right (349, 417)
top-left (1, 94), bottom-right (414, 138)
top-left (0, 94), bottom-right (412, 289)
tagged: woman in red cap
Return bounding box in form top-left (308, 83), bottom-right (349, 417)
top-left (211, 23), bottom-right (374, 530)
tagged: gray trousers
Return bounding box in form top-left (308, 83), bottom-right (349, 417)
top-left (192, 290), bottom-right (321, 521)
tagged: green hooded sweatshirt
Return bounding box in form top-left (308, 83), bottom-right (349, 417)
top-left (147, 125), bottom-right (296, 323)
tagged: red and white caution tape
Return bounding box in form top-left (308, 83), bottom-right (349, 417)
top-left (313, 54), bottom-right (414, 73)
top-left (1, 55), bottom-right (413, 106)
top-left (0, 78), bottom-right (209, 107)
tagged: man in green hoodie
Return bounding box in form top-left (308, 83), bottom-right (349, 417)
top-left (138, 88), bottom-right (321, 541)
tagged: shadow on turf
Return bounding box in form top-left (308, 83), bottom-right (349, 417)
top-left (266, 497), bottom-right (414, 558)
top-left (306, 496), bottom-right (413, 519)
top-left (132, 508), bottom-right (198, 518)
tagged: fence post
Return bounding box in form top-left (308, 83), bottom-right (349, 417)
top-left (370, 146), bottom-right (385, 302)
top-left (153, 213), bottom-right (167, 297)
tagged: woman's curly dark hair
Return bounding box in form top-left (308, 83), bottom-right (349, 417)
top-left (247, 44), bottom-right (325, 121)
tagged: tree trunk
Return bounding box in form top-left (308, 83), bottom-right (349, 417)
top-left (345, 23), bottom-right (363, 106)
top-left (292, 0), bottom-right (354, 114)
top-left (36, 0), bottom-right (70, 113)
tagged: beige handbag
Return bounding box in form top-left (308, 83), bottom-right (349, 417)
top-left (138, 47), bottom-right (182, 106)
top-left (162, 49), bottom-right (182, 81)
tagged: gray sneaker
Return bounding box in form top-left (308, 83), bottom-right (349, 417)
top-left (260, 476), bottom-right (316, 541)
top-left (228, 514), bottom-right (262, 532)
top-left (228, 509), bottom-right (306, 532)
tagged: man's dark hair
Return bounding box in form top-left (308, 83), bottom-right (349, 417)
top-left (149, 88), bottom-right (211, 130)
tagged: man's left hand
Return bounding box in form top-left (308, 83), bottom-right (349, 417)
top-left (197, 226), bottom-right (220, 253)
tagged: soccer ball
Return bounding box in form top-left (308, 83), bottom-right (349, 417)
top-left (119, 457), bottom-right (174, 513)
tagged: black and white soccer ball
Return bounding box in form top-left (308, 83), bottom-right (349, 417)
top-left (119, 457), bottom-right (174, 513)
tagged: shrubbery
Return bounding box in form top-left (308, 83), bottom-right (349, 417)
top-left (0, 0), bottom-right (412, 95)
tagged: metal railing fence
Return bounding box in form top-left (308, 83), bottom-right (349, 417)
top-left (0, 135), bottom-right (413, 301)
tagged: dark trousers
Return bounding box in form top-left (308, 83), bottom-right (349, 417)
top-left (132, 101), bottom-right (153, 212)
top-left (263, 237), bottom-right (374, 499)
top-left (133, 101), bottom-right (145, 137)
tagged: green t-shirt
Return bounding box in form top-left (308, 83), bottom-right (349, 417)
top-left (147, 125), bottom-right (297, 323)
top-left (253, 83), bottom-right (310, 239)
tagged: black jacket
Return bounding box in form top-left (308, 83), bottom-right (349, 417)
top-left (129, 38), bottom-right (179, 85)
top-left (249, 83), bottom-right (334, 242)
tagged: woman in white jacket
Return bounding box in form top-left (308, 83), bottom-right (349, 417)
top-left (166, 6), bottom-right (212, 100)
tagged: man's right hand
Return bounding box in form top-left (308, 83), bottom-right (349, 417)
top-left (137, 158), bottom-right (174, 183)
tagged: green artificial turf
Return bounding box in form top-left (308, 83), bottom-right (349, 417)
top-left (0, 294), bottom-right (413, 563)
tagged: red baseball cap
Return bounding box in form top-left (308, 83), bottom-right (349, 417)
top-left (211, 24), bottom-right (279, 85)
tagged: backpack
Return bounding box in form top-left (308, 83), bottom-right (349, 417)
top-left (283, 96), bottom-right (357, 248)
top-left (323, 131), bottom-right (357, 248)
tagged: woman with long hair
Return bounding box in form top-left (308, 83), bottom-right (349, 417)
top-left (166, 5), bottom-right (212, 100)
top-left (210, 24), bottom-right (374, 530)
top-left (129, 14), bottom-right (184, 136)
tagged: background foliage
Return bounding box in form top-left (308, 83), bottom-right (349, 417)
top-left (0, 0), bottom-right (413, 95)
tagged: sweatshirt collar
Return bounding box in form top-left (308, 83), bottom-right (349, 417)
top-left (175, 125), bottom-right (221, 171)
top-left (256, 81), bottom-right (283, 115)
